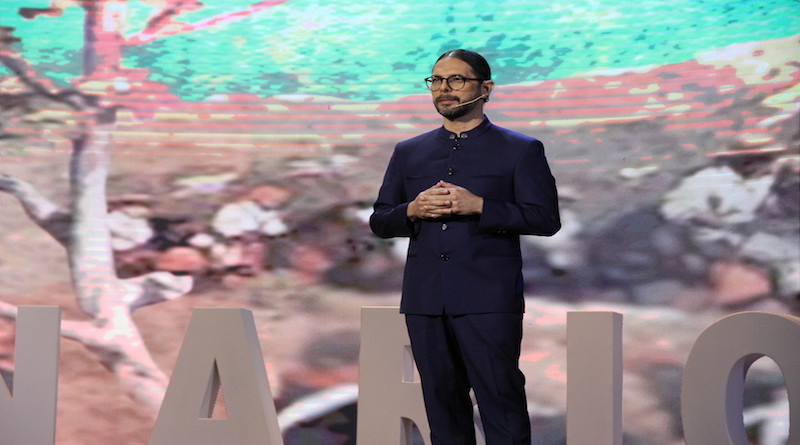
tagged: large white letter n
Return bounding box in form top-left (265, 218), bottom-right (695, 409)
top-left (149, 308), bottom-right (283, 445)
top-left (0, 306), bottom-right (61, 445)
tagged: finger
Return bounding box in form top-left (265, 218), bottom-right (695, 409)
top-left (429, 208), bottom-right (454, 216)
top-left (425, 199), bottom-right (452, 207)
top-left (425, 188), bottom-right (451, 195)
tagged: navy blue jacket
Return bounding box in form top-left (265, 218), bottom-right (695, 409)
top-left (370, 118), bottom-right (560, 315)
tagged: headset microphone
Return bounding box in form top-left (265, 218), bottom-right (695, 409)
top-left (453, 94), bottom-right (488, 108)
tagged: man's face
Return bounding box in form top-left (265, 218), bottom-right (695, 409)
top-left (430, 57), bottom-right (485, 120)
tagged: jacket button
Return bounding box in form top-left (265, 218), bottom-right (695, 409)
top-left (441, 223), bottom-right (448, 231)
top-left (447, 167), bottom-right (454, 176)
top-left (440, 254), bottom-right (449, 261)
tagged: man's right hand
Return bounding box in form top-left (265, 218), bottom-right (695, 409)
top-left (407, 181), bottom-right (454, 221)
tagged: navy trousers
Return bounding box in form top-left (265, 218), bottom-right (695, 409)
top-left (405, 313), bottom-right (531, 445)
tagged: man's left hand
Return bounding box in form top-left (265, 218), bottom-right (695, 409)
top-left (430, 180), bottom-right (484, 216)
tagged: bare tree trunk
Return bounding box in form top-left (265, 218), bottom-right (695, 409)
top-left (69, 129), bottom-right (114, 318)
top-left (0, 39), bottom-right (190, 415)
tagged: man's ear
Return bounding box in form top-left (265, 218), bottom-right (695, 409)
top-left (482, 79), bottom-right (495, 98)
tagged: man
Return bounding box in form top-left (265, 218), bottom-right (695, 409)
top-left (369, 49), bottom-right (560, 444)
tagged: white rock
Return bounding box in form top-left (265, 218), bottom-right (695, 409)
top-left (212, 201), bottom-right (261, 237)
top-left (257, 208), bottom-right (290, 237)
top-left (660, 166), bottom-right (773, 225)
top-left (108, 209), bottom-right (153, 251)
top-left (188, 233), bottom-right (216, 249)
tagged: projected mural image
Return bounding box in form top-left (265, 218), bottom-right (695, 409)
top-left (0, 0), bottom-right (798, 443)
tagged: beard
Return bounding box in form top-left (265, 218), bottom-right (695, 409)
top-left (435, 94), bottom-right (481, 119)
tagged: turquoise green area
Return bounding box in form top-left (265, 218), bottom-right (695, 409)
top-left (1, 0), bottom-right (798, 101)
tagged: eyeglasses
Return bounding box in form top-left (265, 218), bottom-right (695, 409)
top-left (424, 75), bottom-right (485, 91)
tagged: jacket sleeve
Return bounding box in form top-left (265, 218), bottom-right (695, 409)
top-left (477, 140), bottom-right (561, 236)
top-left (369, 147), bottom-right (419, 239)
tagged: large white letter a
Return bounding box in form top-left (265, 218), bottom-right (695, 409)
top-left (149, 308), bottom-right (283, 445)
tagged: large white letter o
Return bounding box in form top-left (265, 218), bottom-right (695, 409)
top-left (681, 312), bottom-right (800, 445)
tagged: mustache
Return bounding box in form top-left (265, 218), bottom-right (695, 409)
top-left (436, 95), bottom-right (460, 103)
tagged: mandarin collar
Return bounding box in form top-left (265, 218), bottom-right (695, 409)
top-left (437, 116), bottom-right (493, 140)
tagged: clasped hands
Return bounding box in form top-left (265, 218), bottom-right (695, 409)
top-left (407, 180), bottom-right (484, 221)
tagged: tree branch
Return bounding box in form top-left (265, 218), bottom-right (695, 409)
top-left (0, 50), bottom-right (89, 112)
top-left (125, 0), bottom-right (291, 45)
top-left (0, 174), bottom-right (72, 246)
top-left (0, 301), bottom-right (171, 414)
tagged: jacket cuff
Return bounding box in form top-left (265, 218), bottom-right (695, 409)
top-left (477, 198), bottom-right (509, 235)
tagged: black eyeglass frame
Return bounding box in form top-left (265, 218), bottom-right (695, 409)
top-left (424, 75), bottom-right (486, 91)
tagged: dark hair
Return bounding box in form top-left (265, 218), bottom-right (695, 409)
top-left (436, 49), bottom-right (492, 80)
